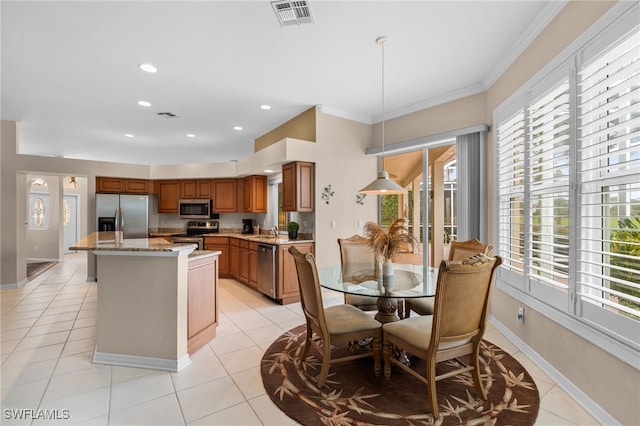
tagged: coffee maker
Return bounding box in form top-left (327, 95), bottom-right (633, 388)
top-left (242, 219), bottom-right (253, 234)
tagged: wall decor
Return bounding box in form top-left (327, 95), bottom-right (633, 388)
top-left (356, 193), bottom-right (366, 205)
top-left (321, 185), bottom-right (334, 205)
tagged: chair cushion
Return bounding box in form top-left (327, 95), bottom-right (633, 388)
top-left (325, 304), bottom-right (381, 334)
top-left (383, 316), bottom-right (473, 352)
top-left (406, 297), bottom-right (434, 315)
top-left (383, 316), bottom-right (433, 352)
top-left (345, 294), bottom-right (378, 309)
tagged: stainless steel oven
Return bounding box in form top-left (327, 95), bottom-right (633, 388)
top-left (171, 220), bottom-right (219, 251)
top-left (170, 235), bottom-right (204, 250)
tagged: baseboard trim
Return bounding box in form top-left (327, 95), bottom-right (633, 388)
top-left (93, 349), bottom-right (191, 372)
top-left (1, 278), bottom-right (29, 290)
top-left (488, 315), bottom-right (621, 426)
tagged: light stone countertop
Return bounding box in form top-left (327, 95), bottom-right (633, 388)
top-left (70, 232), bottom-right (197, 252)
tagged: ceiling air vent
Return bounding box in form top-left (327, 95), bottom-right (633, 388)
top-left (156, 112), bottom-right (178, 118)
top-left (271, 0), bottom-right (315, 26)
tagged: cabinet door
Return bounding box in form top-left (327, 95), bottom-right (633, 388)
top-left (96, 177), bottom-right (124, 193)
top-left (204, 237), bottom-right (230, 277)
top-left (243, 175), bottom-right (267, 213)
top-left (282, 161), bottom-right (314, 212)
top-left (158, 180), bottom-right (180, 213)
top-left (239, 240), bottom-right (249, 284)
top-left (229, 240), bottom-right (240, 278)
top-left (278, 243), bottom-right (314, 304)
top-left (187, 256), bottom-right (218, 354)
top-left (124, 179), bottom-right (149, 194)
top-left (181, 180), bottom-right (197, 199)
top-left (281, 163), bottom-right (296, 211)
top-left (249, 243), bottom-right (258, 287)
top-left (212, 179), bottom-right (237, 212)
top-left (196, 180), bottom-right (212, 199)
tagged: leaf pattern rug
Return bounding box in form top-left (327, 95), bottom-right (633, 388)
top-left (261, 325), bottom-right (539, 425)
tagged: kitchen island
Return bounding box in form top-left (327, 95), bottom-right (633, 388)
top-left (70, 233), bottom-right (220, 372)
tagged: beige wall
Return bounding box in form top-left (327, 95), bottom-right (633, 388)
top-left (254, 106), bottom-right (317, 150)
top-left (314, 111), bottom-right (378, 267)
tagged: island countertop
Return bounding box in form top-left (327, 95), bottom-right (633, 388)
top-left (70, 232), bottom-right (197, 252)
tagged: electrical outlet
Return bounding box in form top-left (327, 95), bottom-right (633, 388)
top-left (331, 220), bottom-right (336, 229)
top-left (517, 306), bottom-right (525, 324)
top-left (34, 245), bottom-right (38, 252)
top-left (358, 220), bottom-right (364, 228)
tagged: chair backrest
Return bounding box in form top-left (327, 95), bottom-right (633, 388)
top-left (288, 246), bottom-right (326, 331)
top-left (448, 238), bottom-right (493, 261)
top-left (430, 254), bottom-right (502, 347)
top-left (338, 235), bottom-right (378, 282)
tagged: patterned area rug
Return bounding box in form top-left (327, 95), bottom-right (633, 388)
top-left (261, 324), bottom-right (539, 425)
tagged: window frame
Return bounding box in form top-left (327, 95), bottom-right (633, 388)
top-left (493, 1), bottom-right (640, 369)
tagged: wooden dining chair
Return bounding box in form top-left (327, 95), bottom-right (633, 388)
top-left (338, 235), bottom-right (379, 311)
top-left (403, 238), bottom-right (493, 318)
top-left (288, 246), bottom-right (382, 387)
top-left (381, 254), bottom-right (502, 418)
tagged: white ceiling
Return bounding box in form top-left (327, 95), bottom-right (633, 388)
top-left (2, 1), bottom-right (565, 166)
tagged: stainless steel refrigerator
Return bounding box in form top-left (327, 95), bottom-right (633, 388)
top-left (96, 194), bottom-right (150, 239)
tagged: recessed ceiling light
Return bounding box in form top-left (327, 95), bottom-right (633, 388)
top-left (138, 101), bottom-right (151, 107)
top-left (124, 134), bottom-right (135, 138)
top-left (138, 63), bottom-right (157, 73)
top-left (260, 104), bottom-right (272, 110)
top-left (233, 126), bottom-right (243, 131)
top-left (264, 169), bottom-right (275, 173)
top-left (186, 134), bottom-right (196, 138)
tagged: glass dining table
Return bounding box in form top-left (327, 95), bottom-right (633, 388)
top-left (317, 263), bottom-right (438, 323)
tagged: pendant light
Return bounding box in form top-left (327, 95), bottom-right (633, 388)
top-left (359, 36), bottom-right (406, 195)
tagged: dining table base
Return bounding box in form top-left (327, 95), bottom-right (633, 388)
top-left (374, 297), bottom-right (401, 323)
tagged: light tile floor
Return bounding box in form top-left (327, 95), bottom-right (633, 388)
top-left (0, 253), bottom-right (600, 425)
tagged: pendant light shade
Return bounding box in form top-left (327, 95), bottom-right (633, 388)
top-left (360, 36), bottom-right (406, 195)
top-left (359, 170), bottom-right (406, 194)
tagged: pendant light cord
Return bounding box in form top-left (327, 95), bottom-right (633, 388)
top-left (381, 37), bottom-right (386, 172)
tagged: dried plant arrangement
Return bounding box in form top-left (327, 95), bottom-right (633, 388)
top-left (363, 218), bottom-right (420, 262)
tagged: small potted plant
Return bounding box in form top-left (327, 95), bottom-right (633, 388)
top-left (287, 221), bottom-right (300, 240)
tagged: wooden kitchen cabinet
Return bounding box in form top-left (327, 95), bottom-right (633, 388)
top-left (241, 175), bottom-right (267, 213)
top-left (212, 179), bottom-right (237, 212)
top-left (181, 179), bottom-right (211, 199)
top-left (96, 177), bottom-right (151, 194)
top-left (157, 180), bottom-right (180, 213)
top-left (229, 238), bottom-right (240, 278)
top-left (282, 161), bottom-right (315, 212)
top-left (278, 242), bottom-right (314, 305)
top-left (249, 242), bottom-right (258, 288)
top-left (239, 240), bottom-right (250, 285)
top-left (204, 236), bottom-right (230, 277)
top-left (187, 255), bottom-right (218, 355)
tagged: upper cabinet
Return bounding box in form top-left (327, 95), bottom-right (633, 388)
top-left (241, 175), bottom-right (267, 213)
top-left (157, 180), bottom-right (180, 213)
top-left (212, 179), bottom-right (237, 213)
top-left (181, 179), bottom-right (211, 199)
top-left (282, 161), bottom-right (314, 212)
top-left (97, 177), bottom-right (150, 194)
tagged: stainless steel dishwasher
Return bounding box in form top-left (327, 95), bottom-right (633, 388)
top-left (257, 244), bottom-right (277, 298)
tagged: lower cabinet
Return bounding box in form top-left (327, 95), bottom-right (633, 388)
top-left (204, 236), bottom-right (230, 277)
top-left (278, 243), bottom-right (314, 305)
top-left (187, 255), bottom-right (218, 355)
top-left (228, 238), bottom-right (314, 305)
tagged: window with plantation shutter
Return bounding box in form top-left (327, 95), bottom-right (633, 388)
top-left (496, 111), bottom-right (526, 277)
top-left (577, 28), bottom-right (640, 334)
top-left (494, 4), bottom-right (639, 365)
top-left (527, 80), bottom-right (571, 295)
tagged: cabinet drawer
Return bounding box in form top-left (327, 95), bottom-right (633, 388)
top-left (240, 240), bottom-right (249, 249)
top-left (249, 242), bottom-right (259, 251)
top-left (204, 236), bottom-right (229, 245)
top-left (230, 238), bottom-right (241, 247)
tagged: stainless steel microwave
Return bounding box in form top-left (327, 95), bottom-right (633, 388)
top-left (178, 199), bottom-right (212, 219)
